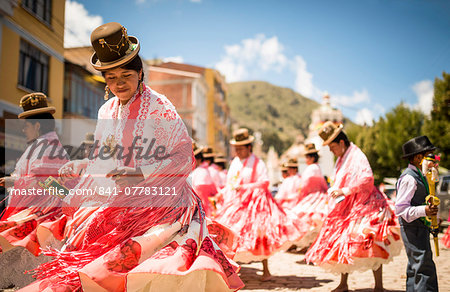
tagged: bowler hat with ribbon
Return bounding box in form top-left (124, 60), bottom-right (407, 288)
top-left (18, 92), bottom-right (56, 119)
top-left (90, 22), bottom-right (140, 71)
top-left (230, 128), bottom-right (255, 146)
top-left (304, 143), bottom-right (319, 155)
top-left (401, 136), bottom-right (436, 158)
top-left (192, 141), bottom-right (204, 156)
top-left (285, 158), bottom-right (298, 168)
top-left (83, 132), bottom-right (95, 145)
top-left (202, 146), bottom-right (216, 158)
top-left (318, 121), bottom-right (344, 146)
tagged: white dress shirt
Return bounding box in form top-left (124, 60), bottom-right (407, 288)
top-left (395, 164), bottom-right (427, 223)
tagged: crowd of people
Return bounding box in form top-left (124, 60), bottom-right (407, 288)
top-left (0, 22), bottom-right (446, 292)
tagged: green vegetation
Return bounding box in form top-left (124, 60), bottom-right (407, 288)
top-left (227, 81), bottom-right (320, 155)
top-left (350, 72), bottom-right (450, 183)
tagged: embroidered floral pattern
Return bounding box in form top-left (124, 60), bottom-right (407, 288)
top-left (154, 127), bottom-right (169, 144)
top-left (181, 238), bottom-right (197, 268)
top-left (200, 237), bottom-right (235, 277)
top-left (163, 109), bottom-right (177, 121)
top-left (104, 239), bottom-right (142, 273)
top-left (207, 224), bottom-right (228, 246)
top-left (11, 220), bottom-right (37, 239)
top-left (0, 221), bottom-right (16, 232)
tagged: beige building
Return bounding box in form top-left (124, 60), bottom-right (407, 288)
top-left (147, 62), bottom-right (208, 145)
top-left (147, 62), bottom-right (231, 156)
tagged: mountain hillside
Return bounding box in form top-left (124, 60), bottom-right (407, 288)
top-left (227, 81), bottom-right (320, 154)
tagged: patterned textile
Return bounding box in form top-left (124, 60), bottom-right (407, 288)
top-left (288, 163), bottom-right (331, 249)
top-left (215, 154), bottom-right (304, 263)
top-left (20, 85), bottom-right (244, 291)
top-left (192, 162), bottom-right (217, 217)
top-left (0, 131), bottom-right (70, 256)
top-left (305, 143), bottom-right (402, 274)
top-left (275, 174), bottom-right (302, 209)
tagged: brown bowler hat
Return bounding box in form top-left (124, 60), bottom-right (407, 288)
top-left (214, 157), bottom-right (227, 164)
top-left (304, 143), bottom-right (319, 155)
top-left (192, 141), bottom-right (203, 156)
top-left (202, 146), bottom-right (216, 158)
top-left (230, 128), bottom-right (255, 146)
top-left (214, 153), bottom-right (227, 163)
top-left (319, 121), bottom-right (344, 146)
top-left (18, 92), bottom-right (56, 119)
top-left (90, 22), bottom-right (140, 71)
top-left (83, 132), bottom-right (95, 145)
top-left (285, 157), bottom-right (298, 168)
top-left (280, 163), bottom-right (289, 172)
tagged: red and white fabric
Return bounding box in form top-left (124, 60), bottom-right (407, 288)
top-left (0, 131), bottom-right (70, 256)
top-left (192, 162), bottom-right (217, 217)
top-left (275, 174), bottom-right (302, 209)
top-left (215, 154), bottom-right (304, 263)
top-left (20, 85), bottom-right (244, 292)
top-left (289, 163), bottom-right (331, 249)
top-left (305, 143), bottom-right (402, 274)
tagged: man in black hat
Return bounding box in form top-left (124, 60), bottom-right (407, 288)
top-left (395, 135), bottom-right (439, 292)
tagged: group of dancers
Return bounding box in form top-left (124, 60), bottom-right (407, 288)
top-left (190, 122), bottom-right (404, 292)
top-left (0, 21), bottom-right (447, 292)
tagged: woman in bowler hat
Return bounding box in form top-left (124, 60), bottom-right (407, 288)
top-left (27, 22), bottom-right (243, 291)
top-left (0, 93), bottom-right (71, 288)
top-left (215, 128), bottom-right (305, 281)
top-left (305, 121), bottom-right (402, 292)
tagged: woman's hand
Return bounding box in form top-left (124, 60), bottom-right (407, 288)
top-left (330, 189), bottom-right (344, 199)
top-left (59, 159), bottom-right (89, 181)
top-left (106, 166), bottom-right (145, 188)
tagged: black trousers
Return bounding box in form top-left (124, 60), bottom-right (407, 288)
top-left (400, 219), bottom-right (438, 292)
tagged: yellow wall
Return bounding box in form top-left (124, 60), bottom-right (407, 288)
top-left (204, 68), bottom-right (230, 155)
top-left (0, 27), bottom-right (21, 107)
top-left (13, 1), bottom-right (65, 55)
top-left (0, 1), bottom-right (65, 118)
top-left (204, 68), bottom-right (216, 148)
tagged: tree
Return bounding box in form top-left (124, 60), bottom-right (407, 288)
top-left (373, 104), bottom-right (425, 179)
top-left (261, 129), bottom-right (292, 156)
top-left (423, 72), bottom-right (450, 169)
top-left (353, 104), bottom-right (425, 183)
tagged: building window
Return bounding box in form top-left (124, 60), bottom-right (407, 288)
top-left (22, 0), bottom-right (52, 25)
top-left (64, 69), bottom-right (104, 119)
top-left (18, 39), bottom-right (49, 94)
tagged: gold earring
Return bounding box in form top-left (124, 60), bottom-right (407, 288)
top-left (139, 82), bottom-right (144, 94)
top-left (104, 85), bottom-right (110, 100)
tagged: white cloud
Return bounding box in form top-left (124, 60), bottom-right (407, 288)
top-left (215, 57), bottom-right (247, 82)
top-left (215, 34), bottom-right (323, 100)
top-left (215, 34), bottom-right (287, 82)
top-left (163, 56), bottom-right (185, 63)
top-left (355, 108), bottom-right (374, 126)
top-left (331, 89), bottom-right (370, 107)
top-left (190, 0), bottom-right (202, 2)
top-left (292, 55), bottom-right (315, 98)
top-left (412, 79), bottom-right (434, 115)
top-left (64, 0), bottom-right (103, 48)
top-left (136, 0), bottom-right (146, 4)
top-left (215, 34), bottom-right (381, 122)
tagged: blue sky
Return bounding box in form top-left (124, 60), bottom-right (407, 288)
top-left (65, 0), bottom-right (450, 125)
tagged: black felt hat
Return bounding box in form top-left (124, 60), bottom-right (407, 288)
top-left (401, 135), bottom-right (436, 158)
